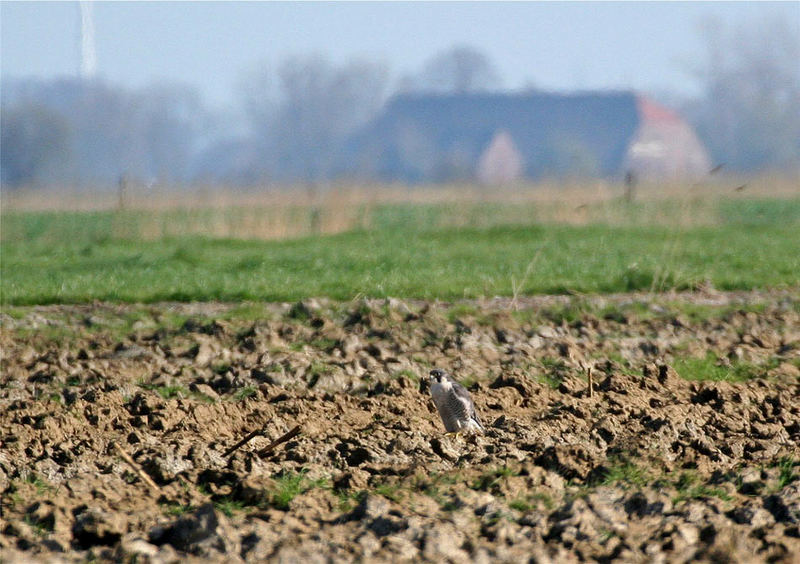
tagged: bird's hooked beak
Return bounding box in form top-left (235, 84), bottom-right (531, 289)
top-left (429, 369), bottom-right (443, 383)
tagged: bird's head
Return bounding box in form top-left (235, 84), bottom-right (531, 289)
top-left (429, 368), bottom-right (448, 384)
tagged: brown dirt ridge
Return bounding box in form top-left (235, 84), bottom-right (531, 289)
top-left (1, 290), bottom-right (799, 563)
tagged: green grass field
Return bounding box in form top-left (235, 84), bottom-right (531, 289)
top-left (2, 197), bottom-right (799, 305)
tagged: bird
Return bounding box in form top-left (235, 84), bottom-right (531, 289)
top-left (428, 368), bottom-right (485, 435)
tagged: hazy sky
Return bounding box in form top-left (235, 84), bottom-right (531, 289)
top-left (2, 1), bottom-right (798, 109)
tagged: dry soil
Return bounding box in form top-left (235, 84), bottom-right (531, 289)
top-left (1, 291), bottom-right (799, 562)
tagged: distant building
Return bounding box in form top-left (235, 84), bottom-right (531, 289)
top-left (344, 91), bottom-right (711, 183)
top-left (476, 130), bottom-right (524, 185)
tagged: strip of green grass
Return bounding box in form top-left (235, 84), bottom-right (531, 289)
top-left (673, 353), bottom-right (778, 383)
top-left (1, 208), bottom-right (798, 305)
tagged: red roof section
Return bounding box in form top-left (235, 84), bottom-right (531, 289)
top-left (636, 95), bottom-right (682, 124)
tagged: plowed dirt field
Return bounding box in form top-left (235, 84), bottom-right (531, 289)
top-left (1, 291), bottom-right (799, 562)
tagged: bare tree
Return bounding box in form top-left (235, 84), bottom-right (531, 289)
top-left (243, 55), bottom-right (389, 182)
top-left (1, 77), bottom-right (207, 186)
top-left (1, 102), bottom-right (71, 186)
top-left (688, 14), bottom-right (800, 172)
top-left (410, 45), bottom-right (502, 94)
top-left (133, 84), bottom-right (204, 183)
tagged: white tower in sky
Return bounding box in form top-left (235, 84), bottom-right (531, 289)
top-left (79, 1), bottom-right (97, 78)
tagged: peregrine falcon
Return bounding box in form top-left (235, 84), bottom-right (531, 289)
top-left (428, 368), bottom-right (485, 434)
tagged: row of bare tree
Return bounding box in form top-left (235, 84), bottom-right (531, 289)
top-left (2, 16), bottom-right (798, 188)
top-left (2, 45), bottom-right (500, 187)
